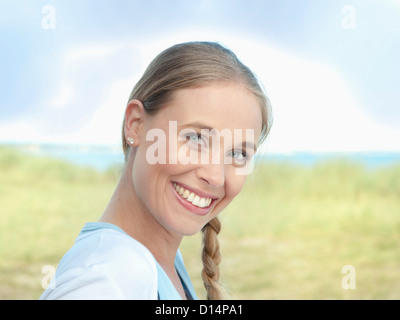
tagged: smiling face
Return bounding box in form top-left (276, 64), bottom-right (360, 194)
top-left (129, 82), bottom-right (262, 236)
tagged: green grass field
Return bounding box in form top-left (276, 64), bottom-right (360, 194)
top-left (1, 146), bottom-right (399, 299)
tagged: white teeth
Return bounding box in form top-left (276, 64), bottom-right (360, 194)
top-left (183, 189), bottom-right (190, 198)
top-left (199, 198), bottom-right (206, 207)
top-left (173, 182), bottom-right (212, 208)
top-left (192, 196), bottom-right (200, 206)
top-left (187, 192), bottom-right (194, 202)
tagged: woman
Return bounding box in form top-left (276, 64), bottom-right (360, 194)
top-left (40, 41), bottom-right (272, 300)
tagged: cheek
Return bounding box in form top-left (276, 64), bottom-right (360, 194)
top-left (226, 174), bottom-right (247, 200)
top-left (214, 172), bottom-right (247, 215)
top-left (132, 147), bottom-right (178, 205)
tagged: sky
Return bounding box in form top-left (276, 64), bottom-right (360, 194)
top-left (0, 0), bottom-right (399, 153)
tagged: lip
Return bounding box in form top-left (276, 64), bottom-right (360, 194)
top-left (170, 181), bottom-right (218, 216)
top-left (173, 181), bottom-right (219, 200)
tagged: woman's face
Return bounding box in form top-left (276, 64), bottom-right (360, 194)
top-left (130, 82), bottom-right (262, 236)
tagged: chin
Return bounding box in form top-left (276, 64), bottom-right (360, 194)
top-left (167, 218), bottom-right (211, 237)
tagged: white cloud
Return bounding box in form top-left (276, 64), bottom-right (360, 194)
top-left (0, 119), bottom-right (42, 144)
top-left (48, 83), bottom-right (75, 109)
top-left (65, 78), bottom-right (136, 145)
top-left (221, 34), bottom-right (400, 153)
top-left (2, 30), bottom-right (399, 152)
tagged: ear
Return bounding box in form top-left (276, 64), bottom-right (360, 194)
top-left (124, 99), bottom-right (146, 146)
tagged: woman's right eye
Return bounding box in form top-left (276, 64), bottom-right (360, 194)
top-left (185, 132), bottom-right (204, 146)
top-left (185, 133), bottom-right (200, 143)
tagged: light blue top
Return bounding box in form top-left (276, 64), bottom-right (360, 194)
top-left (40, 222), bottom-right (198, 300)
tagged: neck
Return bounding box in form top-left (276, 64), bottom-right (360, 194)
top-left (99, 164), bottom-right (182, 273)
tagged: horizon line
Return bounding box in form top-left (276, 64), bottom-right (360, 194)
top-left (1, 141), bottom-right (399, 155)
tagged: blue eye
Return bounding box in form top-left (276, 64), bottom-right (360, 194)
top-left (185, 132), bottom-right (205, 146)
top-left (230, 150), bottom-right (248, 164)
top-left (188, 133), bottom-right (200, 142)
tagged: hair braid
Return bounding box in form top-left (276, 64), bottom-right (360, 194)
top-left (201, 217), bottom-right (226, 300)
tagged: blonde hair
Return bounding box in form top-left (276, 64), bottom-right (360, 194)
top-left (122, 41), bottom-right (272, 299)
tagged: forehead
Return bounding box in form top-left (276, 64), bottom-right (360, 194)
top-left (156, 83), bottom-right (262, 137)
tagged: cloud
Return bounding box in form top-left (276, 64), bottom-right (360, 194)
top-left (232, 36), bottom-right (400, 153)
top-left (1, 29), bottom-right (399, 152)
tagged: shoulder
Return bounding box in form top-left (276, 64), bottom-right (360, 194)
top-left (40, 228), bottom-right (158, 300)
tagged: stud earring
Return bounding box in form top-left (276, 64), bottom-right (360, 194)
top-left (127, 137), bottom-right (134, 145)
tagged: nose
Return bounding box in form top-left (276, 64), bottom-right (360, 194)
top-left (195, 161), bottom-right (225, 188)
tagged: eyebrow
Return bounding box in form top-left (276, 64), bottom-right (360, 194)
top-left (180, 121), bottom-right (258, 152)
top-left (180, 121), bottom-right (214, 131)
top-left (241, 141), bottom-right (258, 152)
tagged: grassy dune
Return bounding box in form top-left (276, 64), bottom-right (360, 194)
top-left (0, 146), bottom-right (399, 299)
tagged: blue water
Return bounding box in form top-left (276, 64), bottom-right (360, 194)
top-left (260, 152), bottom-right (400, 168)
top-left (50, 149), bottom-right (125, 171)
top-left (15, 144), bottom-right (400, 171)
top-left (21, 144), bottom-right (125, 171)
